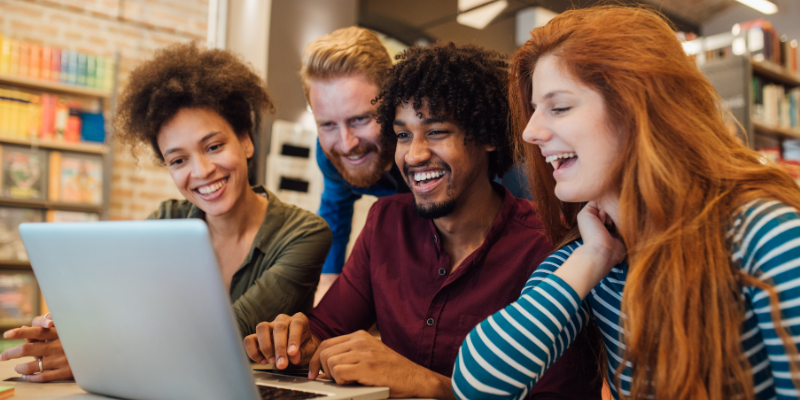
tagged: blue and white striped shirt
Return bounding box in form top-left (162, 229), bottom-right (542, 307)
top-left (452, 199), bottom-right (800, 400)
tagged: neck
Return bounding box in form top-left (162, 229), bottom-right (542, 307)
top-left (205, 186), bottom-right (267, 240)
top-left (433, 178), bottom-right (503, 257)
top-left (597, 192), bottom-right (621, 228)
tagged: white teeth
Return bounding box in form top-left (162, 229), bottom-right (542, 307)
top-left (544, 152), bottom-right (577, 163)
top-left (413, 171), bottom-right (445, 182)
top-left (197, 179), bottom-right (227, 195)
top-left (347, 154), bottom-right (363, 160)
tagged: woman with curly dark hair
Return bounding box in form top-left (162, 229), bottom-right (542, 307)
top-left (0, 42), bottom-right (331, 383)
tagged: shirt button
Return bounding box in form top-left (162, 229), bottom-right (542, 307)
top-left (438, 268), bottom-right (446, 276)
top-left (426, 318), bottom-right (435, 326)
top-left (433, 235), bottom-right (438, 243)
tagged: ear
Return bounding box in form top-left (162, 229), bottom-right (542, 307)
top-left (241, 133), bottom-right (255, 158)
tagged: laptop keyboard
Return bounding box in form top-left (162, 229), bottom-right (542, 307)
top-left (257, 385), bottom-right (328, 399)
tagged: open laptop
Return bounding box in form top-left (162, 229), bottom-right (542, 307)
top-left (19, 220), bottom-right (389, 400)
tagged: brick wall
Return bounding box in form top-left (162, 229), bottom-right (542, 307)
top-left (0, 0), bottom-right (209, 220)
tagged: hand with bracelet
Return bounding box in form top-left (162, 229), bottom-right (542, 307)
top-left (0, 313), bottom-right (73, 382)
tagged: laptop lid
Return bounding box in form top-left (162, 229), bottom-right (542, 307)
top-left (20, 220), bottom-right (261, 400)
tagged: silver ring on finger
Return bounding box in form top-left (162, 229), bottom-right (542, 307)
top-left (38, 357), bottom-right (43, 373)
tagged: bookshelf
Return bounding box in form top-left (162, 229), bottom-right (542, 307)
top-left (0, 62), bottom-right (116, 326)
top-left (700, 56), bottom-right (799, 149)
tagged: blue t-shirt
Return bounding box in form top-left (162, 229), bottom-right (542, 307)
top-left (316, 139), bottom-right (532, 274)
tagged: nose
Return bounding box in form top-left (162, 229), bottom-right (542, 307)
top-left (521, 110), bottom-right (552, 145)
top-left (405, 135), bottom-right (431, 166)
top-left (339, 126), bottom-right (360, 154)
top-left (191, 154), bottom-right (215, 179)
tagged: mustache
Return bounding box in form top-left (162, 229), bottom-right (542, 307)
top-left (329, 143), bottom-right (379, 158)
top-left (403, 162), bottom-right (452, 176)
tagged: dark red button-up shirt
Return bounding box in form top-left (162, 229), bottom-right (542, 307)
top-left (308, 185), bottom-right (602, 399)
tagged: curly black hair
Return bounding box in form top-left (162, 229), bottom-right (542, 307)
top-left (375, 42), bottom-right (512, 178)
top-left (114, 42), bottom-right (274, 163)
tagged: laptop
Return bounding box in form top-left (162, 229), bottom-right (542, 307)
top-left (19, 219), bottom-right (389, 400)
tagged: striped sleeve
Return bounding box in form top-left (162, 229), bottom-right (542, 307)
top-left (452, 246), bottom-right (592, 400)
top-left (733, 199), bottom-right (800, 399)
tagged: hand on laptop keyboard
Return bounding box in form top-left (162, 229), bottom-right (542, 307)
top-left (244, 313), bottom-right (321, 371)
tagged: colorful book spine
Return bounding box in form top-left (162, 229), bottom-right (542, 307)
top-left (103, 57), bottom-right (115, 91)
top-left (95, 56), bottom-right (105, 89)
top-left (59, 49), bottom-right (69, 83)
top-left (40, 46), bottom-right (51, 80)
top-left (86, 55), bottom-right (96, 88)
top-left (51, 47), bottom-right (60, 82)
top-left (67, 50), bottom-right (78, 85)
top-left (18, 42), bottom-right (29, 77)
top-left (9, 40), bottom-right (19, 76)
top-left (76, 53), bottom-right (87, 86)
top-left (40, 93), bottom-right (56, 139)
top-left (29, 45), bottom-right (40, 79)
top-left (0, 34), bottom-right (9, 74)
top-left (0, 89), bottom-right (10, 136)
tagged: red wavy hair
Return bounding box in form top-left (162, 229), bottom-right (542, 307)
top-left (510, 5), bottom-right (800, 400)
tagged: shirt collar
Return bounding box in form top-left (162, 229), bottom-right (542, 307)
top-left (183, 185), bottom-right (280, 259)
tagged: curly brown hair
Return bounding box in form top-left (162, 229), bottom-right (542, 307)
top-left (375, 42), bottom-right (512, 178)
top-left (114, 42), bottom-right (274, 163)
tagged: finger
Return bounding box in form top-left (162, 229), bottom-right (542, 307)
top-left (243, 334), bottom-right (265, 364)
top-left (32, 316), bottom-right (54, 329)
top-left (15, 359), bottom-right (43, 375)
top-left (2, 326), bottom-right (59, 341)
top-left (1, 341), bottom-right (57, 360)
top-left (255, 322), bottom-right (275, 365)
top-left (271, 316), bottom-right (293, 369)
top-left (23, 366), bottom-right (73, 383)
top-left (328, 364), bottom-right (358, 386)
top-left (287, 316), bottom-right (309, 364)
top-left (309, 347), bottom-right (323, 380)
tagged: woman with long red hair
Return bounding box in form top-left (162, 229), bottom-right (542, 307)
top-left (452, 5), bottom-right (800, 400)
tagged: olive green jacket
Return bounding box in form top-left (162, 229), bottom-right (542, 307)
top-left (147, 186), bottom-right (331, 336)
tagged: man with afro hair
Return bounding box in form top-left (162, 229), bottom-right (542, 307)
top-left (245, 42), bottom-right (601, 399)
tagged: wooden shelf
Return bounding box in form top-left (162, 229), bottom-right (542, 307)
top-left (754, 122), bottom-right (800, 140)
top-left (0, 72), bottom-right (111, 98)
top-left (0, 198), bottom-right (102, 213)
top-left (751, 60), bottom-right (800, 88)
top-left (0, 260), bottom-right (31, 270)
top-left (0, 136), bottom-right (107, 154)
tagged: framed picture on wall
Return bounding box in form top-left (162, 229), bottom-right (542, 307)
top-left (0, 270), bottom-right (39, 328)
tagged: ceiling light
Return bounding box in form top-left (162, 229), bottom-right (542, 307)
top-left (735, 0), bottom-right (778, 15)
top-left (457, 0), bottom-right (508, 30)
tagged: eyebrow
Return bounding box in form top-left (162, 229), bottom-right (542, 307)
top-left (163, 131), bottom-right (221, 157)
top-left (317, 110), bottom-right (374, 125)
top-left (531, 90), bottom-right (573, 107)
top-left (394, 117), bottom-right (447, 126)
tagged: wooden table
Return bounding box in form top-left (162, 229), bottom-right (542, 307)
top-left (0, 358), bottom-right (430, 399)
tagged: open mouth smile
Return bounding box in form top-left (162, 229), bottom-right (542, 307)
top-left (410, 170), bottom-right (447, 193)
top-left (545, 152), bottom-right (577, 171)
top-left (194, 178), bottom-right (228, 199)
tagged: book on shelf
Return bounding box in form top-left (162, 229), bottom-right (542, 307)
top-left (0, 35), bottom-right (114, 91)
top-left (0, 144), bottom-right (47, 200)
top-left (0, 206), bottom-right (43, 262)
top-left (0, 270), bottom-right (38, 327)
top-left (46, 209), bottom-right (99, 222)
top-left (752, 76), bottom-right (800, 130)
top-left (48, 151), bottom-right (103, 205)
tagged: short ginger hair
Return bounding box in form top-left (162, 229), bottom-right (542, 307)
top-left (114, 42), bottom-right (274, 163)
top-left (300, 26), bottom-right (392, 101)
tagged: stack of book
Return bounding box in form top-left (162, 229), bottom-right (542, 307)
top-left (752, 77), bottom-right (800, 130)
top-left (0, 88), bottom-right (105, 143)
top-left (739, 19), bottom-right (799, 75)
top-left (0, 33), bottom-right (115, 92)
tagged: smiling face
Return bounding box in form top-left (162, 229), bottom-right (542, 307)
top-left (157, 108), bottom-right (253, 217)
top-left (309, 74), bottom-right (394, 187)
top-left (523, 55), bottom-right (622, 203)
top-left (394, 100), bottom-right (495, 219)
